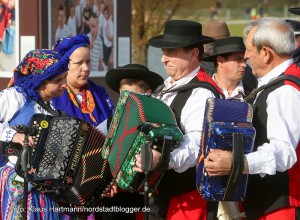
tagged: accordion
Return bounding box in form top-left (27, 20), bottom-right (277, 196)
top-left (15, 114), bottom-right (112, 206)
top-left (102, 91), bottom-right (183, 191)
top-left (196, 98), bottom-right (256, 201)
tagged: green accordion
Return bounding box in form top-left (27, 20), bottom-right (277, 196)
top-left (102, 91), bottom-right (183, 191)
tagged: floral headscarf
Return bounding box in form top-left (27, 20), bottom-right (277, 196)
top-left (8, 49), bottom-right (69, 100)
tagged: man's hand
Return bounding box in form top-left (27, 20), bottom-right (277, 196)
top-left (204, 149), bottom-right (232, 176)
top-left (133, 149), bottom-right (162, 173)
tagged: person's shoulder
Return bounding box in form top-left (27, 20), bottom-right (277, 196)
top-left (87, 80), bottom-right (107, 91)
top-left (0, 86), bottom-right (26, 101)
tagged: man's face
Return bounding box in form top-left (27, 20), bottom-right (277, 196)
top-left (58, 10), bottom-right (65, 25)
top-left (219, 52), bottom-right (246, 82)
top-left (161, 47), bottom-right (198, 82)
top-left (89, 17), bottom-right (97, 35)
top-left (70, 6), bottom-right (75, 17)
top-left (244, 27), bottom-right (265, 78)
top-left (119, 84), bottom-right (151, 94)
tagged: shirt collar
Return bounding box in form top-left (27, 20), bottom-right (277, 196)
top-left (163, 66), bottom-right (200, 90)
top-left (257, 59), bottom-right (293, 88)
top-left (212, 74), bottom-right (245, 99)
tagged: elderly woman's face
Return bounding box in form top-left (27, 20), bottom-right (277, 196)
top-left (68, 47), bottom-right (91, 90)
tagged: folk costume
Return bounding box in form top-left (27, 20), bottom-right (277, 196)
top-left (148, 20), bottom-right (223, 220)
top-left (51, 34), bottom-right (114, 127)
top-left (202, 36), bottom-right (248, 101)
top-left (99, 64), bottom-right (164, 220)
top-left (0, 49), bottom-right (69, 220)
top-left (244, 61), bottom-right (300, 220)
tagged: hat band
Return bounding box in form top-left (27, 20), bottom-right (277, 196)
top-left (215, 44), bottom-right (245, 54)
top-left (163, 33), bottom-right (200, 43)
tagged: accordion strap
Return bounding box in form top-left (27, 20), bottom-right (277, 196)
top-left (223, 132), bottom-right (244, 200)
top-left (37, 99), bottom-right (60, 117)
top-left (166, 82), bottom-right (221, 98)
top-left (245, 74), bottom-right (300, 102)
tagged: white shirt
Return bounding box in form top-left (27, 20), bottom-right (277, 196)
top-left (55, 24), bottom-right (69, 41)
top-left (67, 16), bottom-right (77, 36)
top-left (246, 59), bottom-right (300, 176)
top-left (0, 87), bottom-right (53, 142)
top-left (103, 17), bottom-right (113, 47)
top-left (212, 74), bottom-right (245, 100)
top-left (98, 13), bottom-right (105, 37)
top-left (88, 33), bottom-right (103, 71)
top-left (159, 66), bottom-right (216, 173)
top-left (0, 87), bottom-right (54, 165)
top-left (75, 4), bottom-right (82, 29)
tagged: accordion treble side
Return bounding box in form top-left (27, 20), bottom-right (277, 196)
top-left (196, 98), bottom-right (256, 201)
top-left (15, 114), bottom-right (111, 206)
top-left (103, 91), bottom-right (183, 191)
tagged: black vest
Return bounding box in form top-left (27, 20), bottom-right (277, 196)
top-left (244, 81), bottom-right (292, 220)
top-left (155, 76), bottom-right (220, 219)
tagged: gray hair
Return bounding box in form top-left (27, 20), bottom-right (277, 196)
top-left (243, 17), bottom-right (295, 57)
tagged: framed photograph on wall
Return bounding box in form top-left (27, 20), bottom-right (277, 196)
top-left (0, 0), bottom-right (18, 78)
top-left (48, 0), bottom-right (116, 77)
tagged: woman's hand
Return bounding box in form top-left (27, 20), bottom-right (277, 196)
top-left (11, 133), bottom-right (35, 147)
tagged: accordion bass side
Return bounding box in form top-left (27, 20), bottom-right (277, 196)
top-left (15, 114), bottom-right (112, 206)
top-left (103, 91), bottom-right (183, 191)
top-left (196, 98), bottom-right (256, 201)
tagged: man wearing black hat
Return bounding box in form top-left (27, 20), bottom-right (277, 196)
top-left (285, 18), bottom-right (300, 63)
top-left (202, 36), bottom-right (248, 220)
top-left (105, 63), bottom-right (164, 95)
top-left (133, 20), bottom-right (224, 220)
top-left (96, 64), bottom-right (164, 220)
top-left (202, 36), bottom-right (248, 100)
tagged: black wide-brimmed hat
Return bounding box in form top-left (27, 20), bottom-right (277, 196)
top-left (202, 36), bottom-right (245, 62)
top-left (285, 19), bottom-right (300, 36)
top-left (288, 7), bottom-right (300, 15)
top-left (148, 20), bottom-right (215, 48)
top-left (106, 64), bottom-right (164, 93)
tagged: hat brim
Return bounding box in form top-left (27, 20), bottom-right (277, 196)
top-left (148, 35), bottom-right (215, 48)
top-left (202, 49), bottom-right (245, 62)
top-left (289, 8), bottom-right (300, 15)
top-left (106, 68), bottom-right (164, 93)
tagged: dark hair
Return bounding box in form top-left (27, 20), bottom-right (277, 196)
top-left (214, 53), bottom-right (231, 68)
top-left (58, 4), bottom-right (65, 12)
top-left (90, 12), bottom-right (97, 19)
top-left (183, 45), bottom-right (204, 61)
top-left (119, 78), bottom-right (151, 92)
